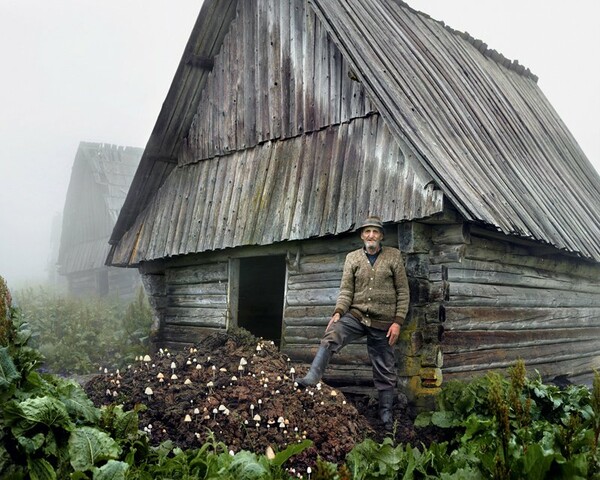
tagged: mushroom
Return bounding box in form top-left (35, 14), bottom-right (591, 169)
top-left (144, 387), bottom-right (153, 396)
top-left (265, 446), bottom-right (275, 460)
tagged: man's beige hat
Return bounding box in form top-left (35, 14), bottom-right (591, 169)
top-left (360, 215), bottom-right (383, 230)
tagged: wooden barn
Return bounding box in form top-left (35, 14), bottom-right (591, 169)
top-left (58, 142), bottom-right (142, 298)
top-left (107, 0), bottom-right (600, 403)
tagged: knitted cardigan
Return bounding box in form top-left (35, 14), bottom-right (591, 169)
top-left (333, 246), bottom-right (409, 331)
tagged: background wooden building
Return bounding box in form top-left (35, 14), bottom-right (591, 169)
top-left (58, 142), bottom-right (142, 298)
top-left (107, 0), bottom-right (600, 403)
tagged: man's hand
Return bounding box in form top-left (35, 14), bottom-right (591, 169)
top-left (326, 312), bottom-right (341, 331)
top-left (386, 323), bottom-right (401, 346)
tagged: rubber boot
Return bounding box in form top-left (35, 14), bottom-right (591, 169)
top-left (296, 346), bottom-right (332, 387)
top-left (378, 390), bottom-right (395, 431)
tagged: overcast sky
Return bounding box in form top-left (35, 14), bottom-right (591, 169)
top-left (1, 0), bottom-right (598, 289)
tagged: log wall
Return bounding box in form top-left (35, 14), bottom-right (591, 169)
top-left (442, 231), bottom-right (600, 384)
top-left (399, 207), bottom-right (600, 407)
top-left (143, 262), bottom-right (229, 349)
top-left (140, 210), bottom-right (600, 402)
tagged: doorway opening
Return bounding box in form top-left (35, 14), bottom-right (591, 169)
top-left (237, 256), bottom-right (285, 347)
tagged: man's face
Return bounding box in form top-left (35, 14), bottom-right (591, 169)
top-left (361, 227), bottom-right (383, 251)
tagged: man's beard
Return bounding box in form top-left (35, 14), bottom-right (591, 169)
top-left (364, 240), bottom-right (381, 253)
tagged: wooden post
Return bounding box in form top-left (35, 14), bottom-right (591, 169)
top-left (397, 220), bottom-right (469, 410)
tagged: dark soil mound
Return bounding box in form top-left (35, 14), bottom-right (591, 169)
top-left (84, 329), bottom-right (446, 470)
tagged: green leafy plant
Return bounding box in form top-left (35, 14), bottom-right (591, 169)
top-left (14, 286), bottom-right (152, 375)
top-left (2, 286), bottom-right (313, 479)
top-left (415, 363), bottom-right (600, 479)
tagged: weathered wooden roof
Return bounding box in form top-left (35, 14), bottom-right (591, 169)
top-left (108, 116), bottom-right (443, 265)
top-left (110, 0), bottom-right (239, 252)
top-left (109, 0), bottom-right (600, 264)
top-left (58, 142), bottom-right (142, 274)
top-left (309, 0), bottom-right (600, 261)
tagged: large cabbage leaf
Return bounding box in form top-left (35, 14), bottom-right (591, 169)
top-left (68, 426), bottom-right (121, 472)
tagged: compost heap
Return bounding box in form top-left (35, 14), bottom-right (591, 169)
top-left (85, 329), bottom-right (433, 468)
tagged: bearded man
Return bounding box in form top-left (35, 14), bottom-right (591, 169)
top-left (297, 215), bottom-right (410, 430)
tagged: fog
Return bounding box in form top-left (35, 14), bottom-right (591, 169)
top-left (1, 0), bottom-right (598, 289)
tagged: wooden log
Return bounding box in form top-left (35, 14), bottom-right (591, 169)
top-left (167, 283), bottom-right (227, 296)
top-left (431, 223), bottom-right (470, 245)
top-left (445, 306), bottom-right (600, 330)
top-left (158, 325), bottom-right (225, 346)
top-left (286, 287), bottom-right (338, 306)
top-left (168, 294), bottom-right (227, 308)
top-left (166, 263), bottom-right (228, 285)
top-left (397, 222), bottom-right (431, 253)
top-left (467, 237), bottom-right (600, 279)
top-left (286, 279), bottom-right (341, 291)
top-left (442, 337), bottom-right (599, 371)
top-left (448, 282), bottom-right (600, 307)
top-left (284, 317), bottom-right (328, 327)
top-left (444, 353), bottom-right (600, 384)
top-left (430, 244), bottom-right (466, 264)
top-left (163, 307), bottom-right (227, 326)
top-left (284, 305), bottom-right (333, 319)
top-left (447, 261), bottom-right (600, 294)
top-left (405, 253), bottom-right (430, 279)
top-left (443, 327), bottom-right (600, 352)
top-left (287, 270), bottom-right (342, 285)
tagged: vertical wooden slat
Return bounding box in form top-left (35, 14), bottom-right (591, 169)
top-left (279, 0), bottom-right (291, 139)
top-left (268, 0), bottom-right (281, 140)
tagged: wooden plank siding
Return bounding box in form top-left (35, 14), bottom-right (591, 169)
top-left (110, 114), bottom-right (442, 265)
top-left (180, 0), bottom-right (374, 165)
top-left (159, 262), bottom-right (229, 346)
top-left (441, 233), bottom-right (600, 382)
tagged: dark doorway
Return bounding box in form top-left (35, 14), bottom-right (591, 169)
top-left (237, 256), bottom-right (285, 346)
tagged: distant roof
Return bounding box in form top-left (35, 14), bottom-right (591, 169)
top-left (58, 142), bottom-right (142, 274)
top-left (110, 0), bottom-right (600, 263)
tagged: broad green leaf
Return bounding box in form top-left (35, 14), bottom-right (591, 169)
top-left (69, 426), bottom-right (121, 472)
top-left (4, 396), bottom-right (74, 436)
top-left (92, 460), bottom-right (129, 480)
top-left (56, 381), bottom-right (100, 424)
top-left (106, 405), bottom-right (140, 440)
top-left (0, 346), bottom-right (20, 389)
top-left (229, 451), bottom-right (268, 479)
top-left (431, 411), bottom-right (457, 428)
top-left (17, 431), bottom-right (45, 454)
top-left (271, 439), bottom-right (312, 467)
top-left (522, 443), bottom-right (555, 480)
top-left (413, 411), bottom-right (432, 427)
top-left (27, 457), bottom-right (56, 480)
